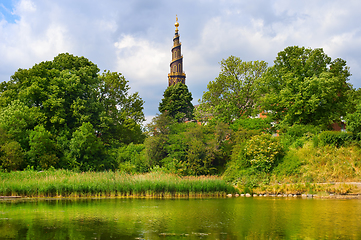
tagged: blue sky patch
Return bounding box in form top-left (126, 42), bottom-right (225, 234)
top-left (0, 0), bottom-right (19, 23)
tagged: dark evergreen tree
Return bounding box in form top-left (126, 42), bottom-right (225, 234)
top-left (159, 82), bottom-right (194, 122)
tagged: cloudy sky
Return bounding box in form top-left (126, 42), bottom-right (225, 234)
top-left (1, 0), bottom-right (361, 124)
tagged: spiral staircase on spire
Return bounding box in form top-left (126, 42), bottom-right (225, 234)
top-left (168, 15), bottom-right (186, 86)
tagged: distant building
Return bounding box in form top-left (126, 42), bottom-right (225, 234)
top-left (168, 16), bottom-right (186, 86)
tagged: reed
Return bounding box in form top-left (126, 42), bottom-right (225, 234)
top-left (0, 170), bottom-right (238, 198)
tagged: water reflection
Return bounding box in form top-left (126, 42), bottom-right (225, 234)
top-left (1, 197), bottom-right (361, 239)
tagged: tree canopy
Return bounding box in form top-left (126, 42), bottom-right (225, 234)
top-left (0, 53), bottom-right (145, 171)
top-left (259, 46), bottom-right (352, 128)
top-left (159, 82), bottom-right (194, 122)
top-left (144, 113), bottom-right (232, 175)
top-left (195, 56), bottom-right (268, 123)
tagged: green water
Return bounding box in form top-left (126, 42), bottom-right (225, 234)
top-left (0, 197), bottom-right (361, 239)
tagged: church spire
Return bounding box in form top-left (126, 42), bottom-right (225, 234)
top-left (168, 15), bottom-right (186, 86)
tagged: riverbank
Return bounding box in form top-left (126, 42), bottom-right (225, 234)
top-left (0, 170), bottom-right (238, 198)
top-left (236, 182), bottom-right (361, 198)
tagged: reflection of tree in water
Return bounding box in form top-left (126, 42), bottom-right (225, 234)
top-left (1, 198), bottom-right (361, 239)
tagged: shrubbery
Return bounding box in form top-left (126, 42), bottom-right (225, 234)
top-left (144, 119), bottom-right (231, 175)
top-left (116, 143), bottom-right (148, 173)
top-left (223, 131), bottom-right (284, 185)
top-left (244, 134), bottom-right (284, 172)
top-left (279, 124), bottom-right (320, 149)
top-left (318, 131), bottom-right (353, 148)
top-left (230, 117), bottom-right (272, 132)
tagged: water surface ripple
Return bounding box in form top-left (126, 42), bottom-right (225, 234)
top-left (0, 197), bottom-right (360, 239)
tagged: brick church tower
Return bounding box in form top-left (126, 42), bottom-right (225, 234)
top-left (168, 16), bottom-right (186, 86)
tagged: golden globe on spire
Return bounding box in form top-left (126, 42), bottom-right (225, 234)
top-left (175, 15), bottom-right (179, 33)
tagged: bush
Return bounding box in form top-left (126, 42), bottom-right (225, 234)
top-left (224, 133), bottom-right (283, 183)
top-left (230, 129), bottom-right (260, 165)
top-left (292, 138), bottom-right (305, 149)
top-left (223, 165), bottom-right (269, 190)
top-left (244, 134), bottom-right (284, 172)
top-left (231, 117), bottom-right (272, 132)
top-left (318, 131), bottom-right (353, 148)
top-left (273, 150), bottom-right (303, 178)
top-left (283, 124), bottom-right (320, 138)
top-left (145, 119), bottom-right (230, 176)
top-left (0, 141), bottom-right (25, 171)
top-left (346, 102), bottom-right (361, 139)
top-left (280, 124), bottom-right (320, 149)
top-left (117, 143), bottom-right (148, 173)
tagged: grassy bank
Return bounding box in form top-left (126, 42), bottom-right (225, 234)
top-left (229, 143), bottom-right (361, 195)
top-left (244, 182), bottom-right (361, 196)
top-left (0, 170), bottom-right (238, 198)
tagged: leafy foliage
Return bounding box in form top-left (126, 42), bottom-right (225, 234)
top-left (159, 83), bottom-right (194, 122)
top-left (0, 53), bottom-right (145, 171)
top-left (98, 71), bottom-right (145, 145)
top-left (279, 124), bottom-right (321, 149)
top-left (0, 141), bottom-right (24, 171)
top-left (318, 131), bottom-right (353, 148)
top-left (0, 100), bottom-right (44, 150)
top-left (116, 143), bottom-right (148, 173)
top-left (259, 46), bottom-right (352, 128)
top-left (281, 124), bottom-right (320, 138)
top-left (196, 56), bottom-right (267, 123)
top-left (230, 117), bottom-right (272, 132)
top-left (144, 116), bottom-right (231, 175)
top-left (68, 122), bottom-right (109, 171)
top-left (244, 134), bottom-right (284, 172)
top-left (28, 125), bottom-right (59, 169)
top-left (346, 102), bottom-right (361, 140)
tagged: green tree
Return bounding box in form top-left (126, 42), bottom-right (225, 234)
top-left (98, 71), bottom-right (145, 146)
top-left (163, 122), bottom-right (220, 175)
top-left (0, 141), bottom-right (24, 171)
top-left (0, 100), bottom-right (44, 151)
top-left (116, 143), bottom-right (148, 173)
top-left (0, 53), bottom-right (144, 142)
top-left (144, 115), bottom-right (231, 175)
top-left (345, 102), bottom-right (361, 140)
top-left (196, 56), bottom-right (268, 123)
top-left (159, 82), bottom-right (194, 122)
top-left (230, 117), bottom-right (273, 132)
top-left (68, 122), bottom-right (109, 171)
top-left (28, 125), bottom-right (59, 170)
top-left (0, 53), bottom-right (101, 133)
top-left (144, 113), bottom-right (175, 166)
top-left (0, 53), bottom-right (145, 170)
top-left (259, 46), bottom-right (352, 128)
top-left (0, 121), bottom-right (25, 171)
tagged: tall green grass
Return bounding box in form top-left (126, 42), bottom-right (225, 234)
top-left (274, 143), bottom-right (361, 183)
top-left (0, 170), bottom-right (238, 197)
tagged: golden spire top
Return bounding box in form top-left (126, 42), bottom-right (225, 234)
top-left (175, 15), bottom-right (179, 33)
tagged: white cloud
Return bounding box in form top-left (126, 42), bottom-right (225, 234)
top-left (15, 0), bottom-right (36, 14)
top-left (114, 35), bottom-right (169, 86)
top-left (0, 0), bottom-right (361, 117)
top-left (144, 115), bottom-right (156, 126)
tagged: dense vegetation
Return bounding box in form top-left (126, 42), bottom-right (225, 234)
top-left (159, 83), bottom-right (194, 122)
top-left (0, 53), bottom-right (145, 171)
top-left (1, 46), bottom-right (361, 195)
